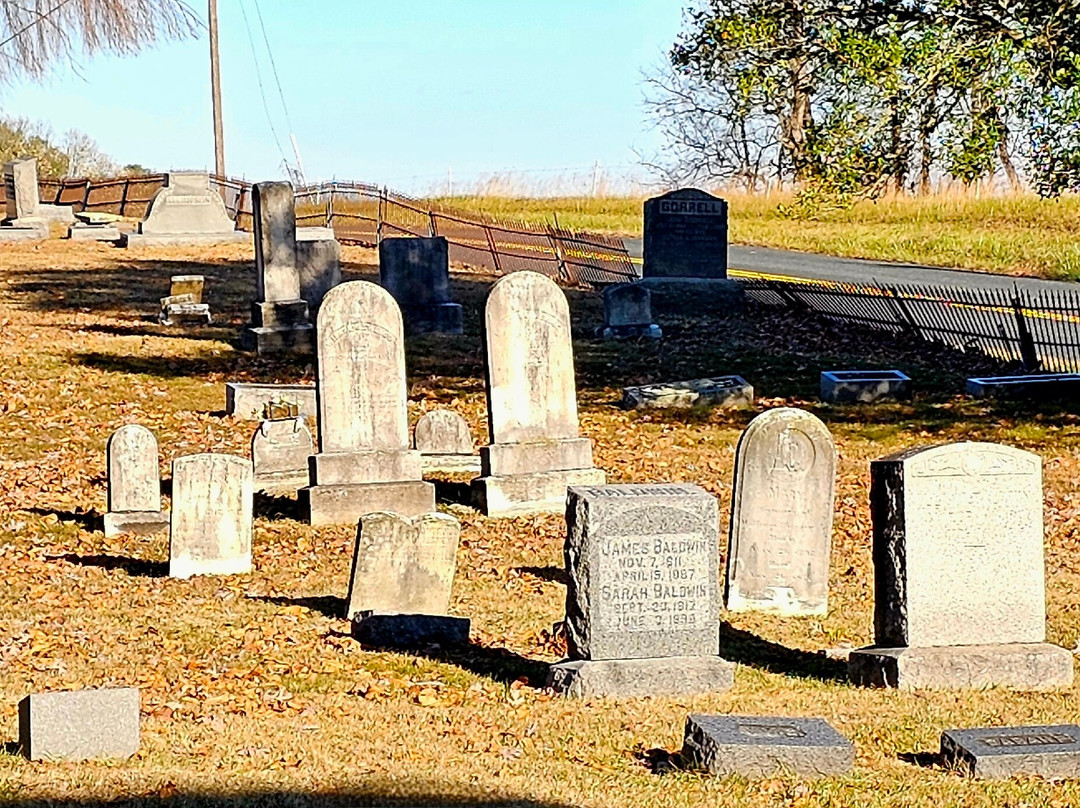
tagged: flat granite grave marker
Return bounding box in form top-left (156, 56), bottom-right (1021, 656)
top-left (622, 376), bottom-right (753, 410)
top-left (848, 441), bottom-right (1074, 690)
top-left (967, 373), bottom-right (1080, 400)
top-left (379, 236), bottom-right (464, 334)
top-left (725, 408), bottom-right (836, 616)
top-left (169, 453), bottom-right (253, 578)
top-left (251, 417), bottom-right (314, 494)
top-left (19, 688), bottom-right (140, 761)
top-left (415, 409), bottom-right (480, 473)
top-left (597, 283), bottom-right (661, 340)
top-left (682, 715), bottom-right (854, 777)
top-left (547, 484), bottom-right (734, 698)
top-left (298, 281), bottom-right (435, 525)
top-left (104, 424), bottom-right (168, 537)
top-left (820, 370), bottom-right (912, 403)
top-left (296, 226), bottom-right (341, 312)
top-left (472, 271), bottom-right (605, 516)
top-left (124, 171), bottom-right (248, 247)
top-left (346, 511), bottom-right (469, 647)
top-left (225, 382), bottom-right (317, 420)
top-left (941, 724), bottom-right (1080, 779)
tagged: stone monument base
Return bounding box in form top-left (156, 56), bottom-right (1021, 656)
top-left (352, 613), bottom-right (471, 649)
top-left (160, 303), bottom-right (211, 326)
top-left (67, 223), bottom-right (122, 242)
top-left (37, 204), bottom-right (76, 224)
top-left (123, 231), bottom-right (250, 247)
top-left (103, 510), bottom-right (169, 538)
top-left (598, 323), bottom-right (662, 340)
top-left (637, 278), bottom-right (744, 313)
top-left (299, 480), bottom-right (435, 526)
top-left (404, 303), bottom-right (464, 335)
top-left (170, 555), bottom-right (252, 580)
top-left (848, 643), bottom-right (1074, 690)
top-left (547, 656), bottom-right (735, 698)
top-left (472, 467), bottom-right (605, 517)
top-left (422, 453), bottom-right (482, 474)
top-left (481, 437), bottom-right (595, 476)
top-left (254, 470), bottom-right (310, 497)
top-left (241, 324), bottom-right (314, 355)
top-left (0, 220), bottom-right (49, 241)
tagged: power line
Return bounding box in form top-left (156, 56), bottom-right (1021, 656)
top-left (252, 0), bottom-right (294, 135)
top-left (236, 0), bottom-right (289, 169)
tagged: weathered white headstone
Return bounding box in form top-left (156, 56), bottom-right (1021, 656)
top-left (104, 424), bottom-right (168, 537)
top-left (848, 442), bottom-right (1073, 690)
top-left (1, 158), bottom-right (48, 241)
top-left (415, 409), bottom-right (479, 473)
top-left (124, 172), bottom-right (248, 246)
top-left (472, 271), bottom-right (604, 516)
top-left (169, 453), bottom-right (253, 579)
top-left (299, 281), bottom-right (434, 525)
top-left (251, 417), bottom-right (314, 494)
top-left (725, 408), bottom-right (836, 616)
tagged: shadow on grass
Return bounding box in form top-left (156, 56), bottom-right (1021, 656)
top-left (718, 623), bottom-right (848, 683)
top-left (74, 351), bottom-right (242, 379)
top-left (899, 750), bottom-right (946, 770)
top-left (254, 492), bottom-right (304, 520)
top-left (511, 566), bottom-right (568, 586)
top-left (63, 321), bottom-right (236, 342)
top-left (26, 507), bottom-right (101, 532)
top-left (250, 594), bottom-right (346, 620)
top-left (54, 553), bottom-right (167, 578)
top-left (433, 479), bottom-right (474, 507)
top-left (633, 747), bottom-right (685, 775)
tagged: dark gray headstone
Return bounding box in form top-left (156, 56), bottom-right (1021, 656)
top-left (643, 189), bottom-right (728, 279)
top-left (942, 725), bottom-right (1080, 779)
top-left (599, 283), bottom-right (661, 339)
top-left (682, 715), bottom-right (853, 777)
top-left (19, 688), bottom-right (140, 761)
top-left (379, 236), bottom-right (463, 334)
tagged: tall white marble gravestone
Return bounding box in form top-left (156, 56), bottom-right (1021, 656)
top-left (848, 442), bottom-right (1074, 690)
top-left (725, 408), bottom-right (836, 616)
top-left (346, 511), bottom-right (469, 648)
top-left (104, 424), bottom-right (169, 537)
top-left (251, 416), bottom-right (314, 495)
top-left (298, 281), bottom-right (435, 525)
top-left (123, 172), bottom-right (249, 247)
top-left (169, 454), bottom-right (253, 579)
top-left (471, 271), bottom-right (605, 516)
top-left (1, 158), bottom-right (49, 241)
top-left (242, 181), bottom-right (314, 355)
top-left (548, 484), bottom-right (734, 697)
top-left (379, 237), bottom-right (464, 334)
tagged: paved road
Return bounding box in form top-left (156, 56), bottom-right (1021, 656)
top-left (622, 239), bottom-right (1079, 293)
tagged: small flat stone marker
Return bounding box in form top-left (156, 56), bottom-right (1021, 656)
top-left (622, 376), bottom-right (753, 410)
top-left (941, 724), bottom-right (1080, 779)
top-left (682, 715), bottom-right (854, 777)
top-left (225, 382), bottom-right (317, 420)
top-left (169, 453), bottom-right (253, 579)
top-left (967, 373), bottom-right (1080, 400)
top-left (19, 688), bottom-right (140, 761)
top-left (820, 369), bottom-right (911, 403)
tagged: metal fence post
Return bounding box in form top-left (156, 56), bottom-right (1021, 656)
top-left (1012, 294), bottom-right (1041, 371)
top-left (377, 188), bottom-right (384, 245)
top-left (485, 225), bottom-right (503, 275)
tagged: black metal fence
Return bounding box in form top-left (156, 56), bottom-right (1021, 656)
top-left (743, 277), bottom-right (1080, 373)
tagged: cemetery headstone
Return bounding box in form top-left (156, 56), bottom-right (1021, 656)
top-left (848, 441), bottom-right (1074, 690)
top-left (941, 724), bottom-right (1080, 779)
top-left (19, 688), bottom-right (140, 761)
top-left (622, 376), bottom-right (753, 410)
top-left (296, 226), bottom-right (342, 313)
top-left (123, 171), bottom-right (248, 246)
top-left (682, 715), bottom-right (854, 777)
top-left (225, 382), bottom-right (317, 420)
top-left (160, 275), bottom-right (211, 326)
top-left (169, 453), bottom-right (253, 579)
top-left (472, 271), bottom-right (605, 516)
top-left (820, 370), bottom-right (912, 403)
top-left (67, 210), bottom-right (123, 242)
top-left (299, 281), bottom-right (435, 525)
top-left (725, 408), bottom-right (836, 616)
top-left (1, 158), bottom-right (48, 241)
top-left (346, 511), bottom-right (469, 647)
top-left (242, 181), bottom-right (314, 355)
top-left (597, 283), bottom-right (661, 339)
top-left (379, 236), bottom-right (464, 334)
top-left (547, 484), bottom-right (734, 698)
top-left (251, 417), bottom-right (314, 495)
top-left (104, 424), bottom-right (168, 537)
top-left (414, 409), bottom-right (479, 473)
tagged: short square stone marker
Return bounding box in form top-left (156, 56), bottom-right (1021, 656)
top-left (622, 376), bottom-right (753, 410)
top-left (104, 424), bottom-right (168, 537)
top-left (597, 283), bottom-right (661, 339)
top-left (225, 382), bottom-right (317, 420)
top-left (941, 724), bottom-right (1080, 779)
top-left (169, 453), bottom-right (253, 579)
top-left (19, 687), bottom-right (140, 761)
top-left (251, 417), bottom-right (314, 495)
top-left (682, 715), bottom-right (854, 777)
top-left (725, 408), bottom-right (836, 616)
top-left (347, 511), bottom-right (469, 648)
top-left (547, 484), bottom-right (734, 698)
top-left (967, 373), bottom-right (1080, 400)
top-left (123, 171), bottom-right (248, 247)
top-left (379, 236), bottom-right (463, 334)
top-left (160, 275), bottom-right (211, 326)
top-left (848, 441), bottom-right (1074, 690)
top-left (415, 409), bottom-right (480, 473)
top-left (820, 369), bottom-right (912, 403)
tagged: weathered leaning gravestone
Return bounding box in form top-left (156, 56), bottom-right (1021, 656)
top-left (379, 236), bottom-right (464, 334)
top-left (169, 454), bottom-right (253, 579)
top-left (242, 181), bottom-right (314, 355)
top-left (299, 281), bottom-right (435, 525)
top-left (682, 715), bottom-right (854, 777)
top-left (414, 409), bottom-right (479, 473)
top-left (848, 442), bottom-right (1074, 690)
top-left (104, 424), bottom-right (169, 537)
top-left (547, 484), bottom-right (734, 698)
top-left (346, 511), bottom-right (468, 647)
top-left (251, 417), bottom-right (314, 495)
top-left (19, 687), bottom-right (140, 761)
top-left (123, 171), bottom-right (248, 247)
top-left (725, 408), bottom-right (835, 616)
top-left (472, 271), bottom-right (605, 516)
top-left (1, 158), bottom-right (49, 240)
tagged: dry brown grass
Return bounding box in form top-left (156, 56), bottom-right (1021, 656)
top-left (0, 240), bottom-right (1079, 807)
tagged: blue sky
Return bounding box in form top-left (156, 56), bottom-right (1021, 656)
top-left (4, 1), bottom-right (685, 192)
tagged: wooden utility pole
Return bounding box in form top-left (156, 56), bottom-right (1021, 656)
top-left (208, 0), bottom-right (225, 181)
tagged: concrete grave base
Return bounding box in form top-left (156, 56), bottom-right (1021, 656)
top-left (103, 510), bottom-right (169, 538)
top-left (160, 303), bottom-right (211, 326)
top-left (422, 453), bottom-right (482, 474)
top-left (481, 437), bottom-right (595, 476)
top-left (67, 223), bottom-right (123, 242)
top-left (636, 277), bottom-right (744, 313)
top-left (299, 480), bottom-right (435, 526)
top-left (241, 324), bottom-right (314, 355)
top-left (598, 323), bottom-right (662, 340)
top-left (0, 222), bottom-right (49, 241)
top-left (404, 302), bottom-right (464, 335)
top-left (547, 656), bottom-right (735, 698)
top-left (253, 470), bottom-right (310, 496)
top-left (848, 643), bottom-right (1075, 690)
top-left (352, 613), bottom-right (471, 649)
top-left (472, 467), bottom-right (606, 517)
top-left (169, 555), bottom-right (252, 580)
top-left (123, 231), bottom-right (250, 247)
top-left (37, 204), bottom-right (76, 223)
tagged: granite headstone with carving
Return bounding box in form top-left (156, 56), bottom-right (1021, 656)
top-left (597, 283), bottom-right (661, 340)
top-left (296, 226), bottom-right (341, 313)
top-left (682, 715), bottom-right (854, 777)
top-left (124, 172), bottom-right (248, 246)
